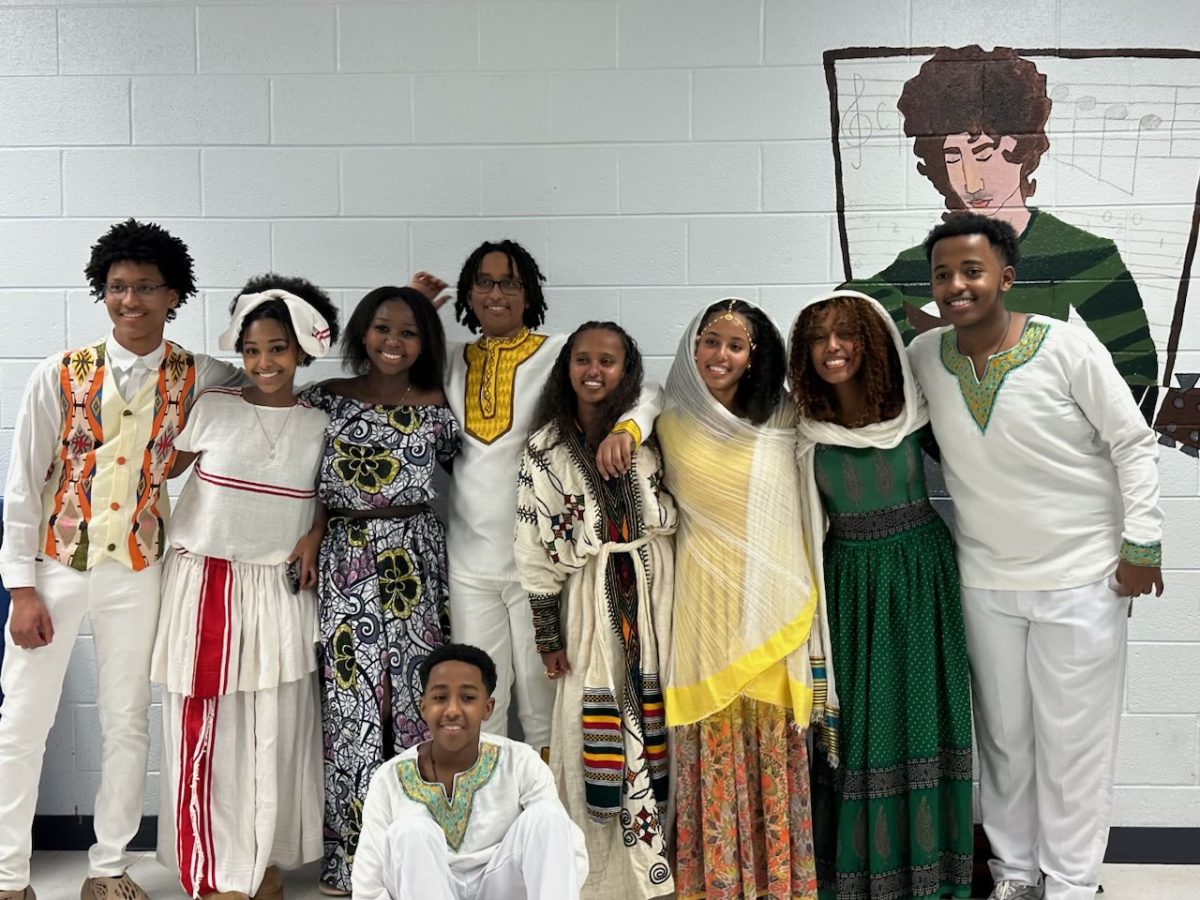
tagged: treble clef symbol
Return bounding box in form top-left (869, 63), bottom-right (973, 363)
top-left (841, 73), bottom-right (871, 170)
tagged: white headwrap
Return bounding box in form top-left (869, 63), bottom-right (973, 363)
top-left (788, 289), bottom-right (931, 766)
top-left (219, 289), bottom-right (333, 359)
top-left (656, 298), bottom-right (827, 741)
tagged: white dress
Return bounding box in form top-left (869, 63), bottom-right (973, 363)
top-left (151, 387), bottom-right (327, 897)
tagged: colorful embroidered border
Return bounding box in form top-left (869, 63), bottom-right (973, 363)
top-left (581, 686), bottom-right (623, 822)
top-left (396, 742), bottom-right (500, 851)
top-left (939, 320), bottom-right (1050, 432)
top-left (1120, 539), bottom-right (1162, 567)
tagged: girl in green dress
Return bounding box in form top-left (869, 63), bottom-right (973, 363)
top-left (789, 290), bottom-right (973, 900)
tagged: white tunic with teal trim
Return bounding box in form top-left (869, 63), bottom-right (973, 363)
top-left (354, 732), bottom-right (586, 891)
top-left (908, 315), bottom-right (1163, 591)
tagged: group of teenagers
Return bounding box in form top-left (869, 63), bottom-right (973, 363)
top-left (0, 210), bottom-right (1164, 900)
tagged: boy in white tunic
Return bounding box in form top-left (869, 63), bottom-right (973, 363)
top-left (353, 643), bottom-right (588, 900)
top-left (907, 213), bottom-right (1164, 900)
top-left (0, 220), bottom-right (240, 900)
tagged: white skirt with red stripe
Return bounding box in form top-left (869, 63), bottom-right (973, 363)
top-left (153, 549), bottom-right (323, 896)
top-left (151, 548), bottom-right (317, 696)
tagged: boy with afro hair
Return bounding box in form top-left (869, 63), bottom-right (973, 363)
top-left (0, 219), bottom-right (241, 900)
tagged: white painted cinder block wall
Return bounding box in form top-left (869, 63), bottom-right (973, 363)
top-left (0, 0), bottom-right (1196, 828)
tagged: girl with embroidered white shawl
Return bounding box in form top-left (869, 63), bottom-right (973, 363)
top-left (514, 322), bottom-right (676, 900)
top-left (789, 291), bottom-right (973, 900)
top-left (657, 298), bottom-right (830, 900)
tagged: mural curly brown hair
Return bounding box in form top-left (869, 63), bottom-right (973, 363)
top-left (789, 295), bottom-right (905, 426)
top-left (898, 45), bottom-right (1052, 211)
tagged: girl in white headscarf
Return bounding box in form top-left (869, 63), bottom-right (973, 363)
top-left (789, 291), bottom-right (972, 900)
top-left (152, 276), bottom-right (337, 900)
top-left (657, 298), bottom-right (828, 900)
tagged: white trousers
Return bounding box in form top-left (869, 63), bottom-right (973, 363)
top-left (382, 801), bottom-right (584, 900)
top-left (961, 576), bottom-right (1129, 900)
top-left (0, 560), bottom-right (160, 890)
top-left (157, 679), bottom-right (323, 897)
top-left (448, 573), bottom-right (555, 750)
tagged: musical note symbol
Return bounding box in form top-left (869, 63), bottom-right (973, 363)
top-left (841, 74), bottom-right (872, 170)
top-left (1099, 103), bottom-right (1128, 185)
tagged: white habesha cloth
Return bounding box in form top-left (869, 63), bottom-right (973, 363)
top-left (219, 289), bottom-right (333, 359)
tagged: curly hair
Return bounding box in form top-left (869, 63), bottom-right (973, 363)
top-left (898, 45), bottom-right (1052, 211)
top-left (229, 273), bottom-right (340, 367)
top-left (789, 295), bottom-right (905, 426)
top-left (419, 643), bottom-right (498, 696)
top-left (85, 218), bottom-right (196, 322)
top-left (923, 212), bottom-right (1021, 268)
top-left (530, 322), bottom-right (644, 451)
top-left (697, 300), bottom-right (785, 426)
top-left (453, 239), bottom-right (548, 334)
top-left (341, 286), bottom-right (447, 389)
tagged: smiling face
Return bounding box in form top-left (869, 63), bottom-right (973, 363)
top-left (930, 232), bottom-right (1015, 330)
top-left (694, 311), bottom-right (753, 407)
top-left (240, 316), bottom-right (300, 404)
top-left (942, 133), bottom-right (1025, 216)
top-left (103, 260), bottom-right (179, 356)
top-left (363, 298), bottom-right (421, 378)
top-left (568, 328), bottom-right (626, 415)
top-left (419, 660), bottom-right (495, 757)
top-left (469, 251), bottom-right (528, 339)
top-left (808, 305), bottom-right (864, 387)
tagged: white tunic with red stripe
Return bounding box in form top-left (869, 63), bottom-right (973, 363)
top-left (151, 387), bottom-right (327, 897)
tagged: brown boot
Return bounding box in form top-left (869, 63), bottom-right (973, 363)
top-left (80, 875), bottom-right (147, 900)
top-left (0, 888), bottom-right (35, 900)
top-left (251, 868), bottom-right (283, 900)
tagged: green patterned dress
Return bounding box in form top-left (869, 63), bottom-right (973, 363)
top-left (811, 429), bottom-right (973, 900)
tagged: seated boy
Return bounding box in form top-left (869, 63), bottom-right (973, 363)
top-left (352, 643), bottom-right (588, 900)
top-left (908, 213), bottom-right (1164, 900)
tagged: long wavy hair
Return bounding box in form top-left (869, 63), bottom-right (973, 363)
top-left (696, 299), bottom-right (785, 425)
top-left (789, 295), bottom-right (904, 425)
top-left (530, 321), bottom-right (644, 451)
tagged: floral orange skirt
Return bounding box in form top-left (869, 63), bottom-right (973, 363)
top-left (674, 696), bottom-right (818, 899)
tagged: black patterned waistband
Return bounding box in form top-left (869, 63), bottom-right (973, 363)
top-left (826, 499), bottom-right (938, 541)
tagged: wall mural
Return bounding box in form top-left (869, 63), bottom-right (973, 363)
top-left (827, 45), bottom-right (1200, 455)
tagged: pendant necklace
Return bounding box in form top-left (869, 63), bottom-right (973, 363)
top-left (250, 402), bottom-right (294, 459)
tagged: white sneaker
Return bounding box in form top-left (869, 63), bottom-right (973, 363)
top-left (989, 880), bottom-right (1044, 900)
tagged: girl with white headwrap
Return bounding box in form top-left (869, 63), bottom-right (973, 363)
top-left (152, 276), bottom-right (338, 900)
top-left (656, 298), bottom-right (826, 900)
top-left (789, 291), bottom-right (972, 900)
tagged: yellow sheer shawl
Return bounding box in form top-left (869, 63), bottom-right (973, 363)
top-left (657, 300), bottom-right (820, 729)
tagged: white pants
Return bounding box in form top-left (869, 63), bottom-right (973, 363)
top-left (0, 560), bottom-right (160, 890)
top-left (382, 801), bottom-right (584, 900)
top-left (961, 576), bottom-right (1129, 900)
top-left (157, 679), bottom-right (323, 897)
top-left (448, 574), bottom-right (554, 750)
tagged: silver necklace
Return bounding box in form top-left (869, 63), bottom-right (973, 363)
top-left (250, 403), bottom-right (294, 459)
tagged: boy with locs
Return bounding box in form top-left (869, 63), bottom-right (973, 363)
top-left (908, 213), bottom-right (1164, 900)
top-left (353, 643), bottom-right (587, 900)
top-left (0, 220), bottom-right (239, 900)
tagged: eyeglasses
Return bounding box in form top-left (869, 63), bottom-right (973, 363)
top-left (104, 282), bottom-right (167, 298)
top-left (472, 276), bottom-right (524, 296)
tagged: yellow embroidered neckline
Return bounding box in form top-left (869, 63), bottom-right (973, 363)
top-left (939, 320), bottom-right (1050, 432)
top-left (396, 742), bottom-right (500, 851)
top-left (463, 330), bottom-right (546, 444)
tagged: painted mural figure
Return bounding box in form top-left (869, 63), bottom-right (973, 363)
top-left (843, 45), bottom-right (1160, 418)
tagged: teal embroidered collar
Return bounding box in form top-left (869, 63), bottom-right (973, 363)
top-left (940, 320), bottom-right (1050, 432)
top-left (397, 742), bottom-right (500, 851)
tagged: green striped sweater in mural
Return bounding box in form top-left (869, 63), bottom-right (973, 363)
top-left (843, 208), bottom-right (1158, 387)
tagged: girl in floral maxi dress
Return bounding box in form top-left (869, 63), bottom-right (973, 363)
top-left (514, 322), bottom-right (677, 900)
top-left (297, 286), bottom-right (461, 895)
top-left (656, 298), bottom-right (828, 900)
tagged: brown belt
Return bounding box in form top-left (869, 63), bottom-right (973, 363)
top-left (328, 503), bottom-right (430, 521)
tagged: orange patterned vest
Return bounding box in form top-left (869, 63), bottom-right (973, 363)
top-left (44, 340), bottom-right (197, 571)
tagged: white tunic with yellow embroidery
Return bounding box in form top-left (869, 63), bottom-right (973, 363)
top-left (445, 330), bottom-right (662, 583)
top-left (354, 733), bottom-right (587, 892)
top-left (908, 315), bottom-right (1162, 591)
